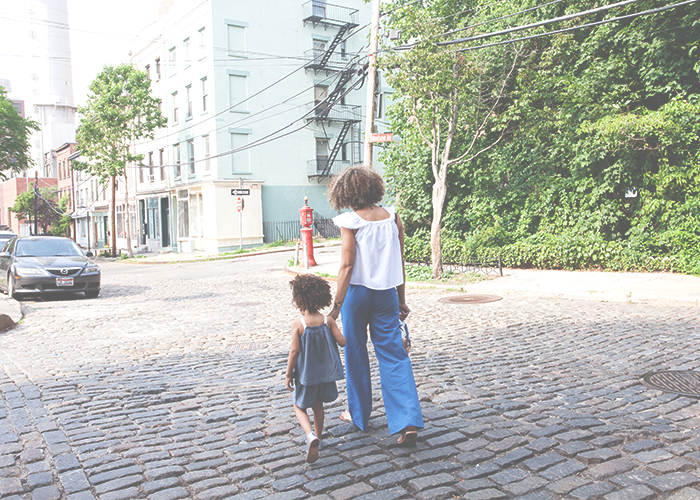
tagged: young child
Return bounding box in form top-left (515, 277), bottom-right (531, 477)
top-left (286, 274), bottom-right (346, 463)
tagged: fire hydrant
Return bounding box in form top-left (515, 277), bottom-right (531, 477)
top-left (299, 197), bottom-right (317, 267)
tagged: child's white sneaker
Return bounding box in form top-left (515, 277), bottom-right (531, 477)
top-left (306, 432), bottom-right (320, 463)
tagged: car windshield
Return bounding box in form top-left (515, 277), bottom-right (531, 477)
top-left (16, 239), bottom-right (83, 257)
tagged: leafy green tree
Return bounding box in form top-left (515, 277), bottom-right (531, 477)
top-left (75, 64), bottom-right (166, 256)
top-left (0, 87), bottom-right (39, 177)
top-left (381, 5), bottom-right (519, 278)
top-left (9, 185), bottom-right (64, 235)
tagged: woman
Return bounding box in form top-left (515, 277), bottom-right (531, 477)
top-left (328, 165), bottom-right (423, 444)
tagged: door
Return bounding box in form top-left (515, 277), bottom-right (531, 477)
top-left (161, 198), bottom-right (170, 248)
top-left (316, 138), bottom-right (329, 173)
top-left (139, 199), bottom-right (147, 245)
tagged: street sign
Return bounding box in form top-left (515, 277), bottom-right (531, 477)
top-left (369, 133), bottom-right (393, 143)
top-left (236, 197), bottom-right (244, 213)
top-left (231, 188), bottom-right (250, 196)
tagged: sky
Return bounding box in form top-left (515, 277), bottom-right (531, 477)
top-left (0, 0), bottom-right (161, 107)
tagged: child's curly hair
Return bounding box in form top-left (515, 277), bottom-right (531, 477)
top-left (290, 274), bottom-right (332, 313)
top-left (327, 165), bottom-right (385, 211)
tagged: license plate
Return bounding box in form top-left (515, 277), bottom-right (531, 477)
top-left (56, 277), bottom-right (74, 287)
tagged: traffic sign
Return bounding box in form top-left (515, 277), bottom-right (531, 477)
top-left (370, 133), bottom-right (393, 143)
top-left (236, 197), bottom-right (244, 212)
top-left (231, 188), bottom-right (250, 196)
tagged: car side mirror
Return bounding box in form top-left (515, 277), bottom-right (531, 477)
top-left (0, 252), bottom-right (10, 258)
top-left (85, 251), bottom-right (94, 257)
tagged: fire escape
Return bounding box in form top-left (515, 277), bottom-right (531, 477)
top-left (302, 1), bottom-right (362, 181)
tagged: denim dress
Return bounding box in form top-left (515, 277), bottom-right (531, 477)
top-left (293, 316), bottom-right (344, 409)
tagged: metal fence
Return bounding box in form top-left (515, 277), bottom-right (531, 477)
top-left (263, 216), bottom-right (340, 244)
top-left (410, 256), bottom-right (503, 277)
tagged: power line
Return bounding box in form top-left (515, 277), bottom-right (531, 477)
top-left (436, 0), bottom-right (645, 47)
top-left (456, 0), bottom-right (698, 51)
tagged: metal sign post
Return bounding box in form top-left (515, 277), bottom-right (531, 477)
top-left (238, 178), bottom-right (243, 250)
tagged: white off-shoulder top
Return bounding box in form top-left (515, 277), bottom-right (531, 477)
top-left (332, 206), bottom-right (404, 290)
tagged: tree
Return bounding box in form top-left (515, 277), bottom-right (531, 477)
top-left (75, 64), bottom-right (166, 257)
top-left (381, 6), bottom-right (519, 278)
top-left (9, 185), bottom-right (64, 234)
top-left (0, 87), bottom-right (40, 176)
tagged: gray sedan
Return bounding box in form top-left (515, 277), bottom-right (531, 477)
top-left (0, 236), bottom-right (101, 299)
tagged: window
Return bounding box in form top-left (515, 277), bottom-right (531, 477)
top-left (230, 133), bottom-right (250, 173)
top-left (189, 193), bottom-right (202, 237)
top-left (174, 143), bottom-right (181, 178)
top-left (201, 77), bottom-right (208, 112)
top-left (145, 64), bottom-right (150, 79)
top-left (314, 85), bottom-right (328, 115)
top-left (202, 135), bottom-right (210, 172)
top-left (172, 92), bottom-right (179, 123)
top-left (183, 37), bottom-right (191, 67)
top-left (159, 148), bottom-right (165, 180)
top-left (155, 58), bottom-right (161, 80)
top-left (228, 75), bottom-right (248, 112)
top-left (227, 24), bottom-right (246, 56)
top-left (148, 151), bottom-right (154, 180)
top-left (168, 47), bottom-right (177, 74)
top-left (313, 39), bottom-right (326, 60)
top-left (186, 85), bottom-right (193, 119)
top-left (116, 204), bottom-right (125, 238)
top-left (198, 27), bottom-right (206, 59)
top-left (316, 138), bottom-right (329, 173)
top-left (187, 139), bottom-right (195, 176)
top-left (375, 93), bottom-right (384, 119)
top-left (340, 40), bottom-right (346, 58)
top-left (147, 198), bottom-right (160, 239)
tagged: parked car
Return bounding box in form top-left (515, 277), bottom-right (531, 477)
top-left (0, 230), bottom-right (17, 249)
top-left (0, 236), bottom-right (101, 299)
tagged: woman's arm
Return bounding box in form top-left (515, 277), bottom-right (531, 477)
top-left (329, 227), bottom-right (356, 320)
top-left (396, 213), bottom-right (410, 321)
top-left (327, 316), bottom-right (346, 347)
top-left (285, 322), bottom-right (302, 391)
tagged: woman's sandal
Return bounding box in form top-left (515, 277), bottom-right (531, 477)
top-left (339, 410), bottom-right (353, 424)
top-left (398, 428), bottom-right (417, 445)
top-left (306, 432), bottom-right (320, 463)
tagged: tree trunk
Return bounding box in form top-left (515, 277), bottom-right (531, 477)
top-left (110, 175), bottom-right (117, 257)
top-left (430, 175), bottom-right (448, 279)
top-left (124, 171), bottom-right (134, 257)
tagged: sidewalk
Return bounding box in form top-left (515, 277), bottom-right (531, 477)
top-left (288, 245), bottom-right (700, 305)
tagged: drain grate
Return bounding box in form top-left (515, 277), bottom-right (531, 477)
top-left (229, 343), bottom-right (267, 352)
top-left (641, 370), bottom-right (700, 397)
top-left (438, 294), bottom-right (502, 304)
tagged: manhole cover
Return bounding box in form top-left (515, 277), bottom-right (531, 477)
top-left (230, 343), bottom-right (267, 352)
top-left (641, 371), bottom-right (700, 397)
top-left (438, 294), bottom-right (502, 304)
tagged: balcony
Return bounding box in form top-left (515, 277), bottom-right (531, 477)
top-left (306, 103), bottom-right (361, 123)
top-left (304, 49), bottom-right (353, 72)
top-left (308, 158), bottom-right (350, 178)
top-left (302, 1), bottom-right (359, 28)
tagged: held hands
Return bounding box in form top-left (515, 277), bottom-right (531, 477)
top-left (399, 302), bottom-right (411, 322)
top-left (329, 303), bottom-right (341, 321)
top-left (285, 374), bottom-right (295, 392)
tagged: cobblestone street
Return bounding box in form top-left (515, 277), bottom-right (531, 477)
top-left (0, 250), bottom-right (699, 500)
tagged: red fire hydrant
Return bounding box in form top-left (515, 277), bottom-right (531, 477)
top-left (299, 196), bottom-right (317, 267)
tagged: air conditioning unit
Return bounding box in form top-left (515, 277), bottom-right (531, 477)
top-left (147, 175), bottom-right (155, 182)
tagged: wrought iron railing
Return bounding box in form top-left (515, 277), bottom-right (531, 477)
top-left (262, 216), bottom-right (340, 244)
top-left (302, 1), bottom-right (359, 27)
top-left (410, 256), bottom-right (503, 277)
top-left (306, 103), bottom-right (361, 122)
top-left (304, 49), bottom-right (353, 71)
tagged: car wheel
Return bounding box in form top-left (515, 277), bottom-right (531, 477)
top-left (84, 289), bottom-right (100, 299)
top-left (7, 272), bottom-right (17, 300)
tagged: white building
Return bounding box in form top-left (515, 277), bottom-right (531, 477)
top-left (130, 0), bottom-right (383, 253)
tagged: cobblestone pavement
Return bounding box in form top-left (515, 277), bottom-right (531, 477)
top-left (0, 252), bottom-right (699, 500)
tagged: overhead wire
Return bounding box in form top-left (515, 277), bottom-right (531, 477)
top-left (455, 0), bottom-right (699, 51)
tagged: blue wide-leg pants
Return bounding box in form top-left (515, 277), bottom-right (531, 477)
top-left (341, 284), bottom-right (424, 435)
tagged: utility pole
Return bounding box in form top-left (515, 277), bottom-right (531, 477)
top-left (363, 0), bottom-right (381, 167)
top-left (33, 172), bottom-right (38, 235)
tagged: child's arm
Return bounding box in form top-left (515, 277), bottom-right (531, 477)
top-left (328, 316), bottom-right (346, 347)
top-left (285, 320), bottom-right (303, 391)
